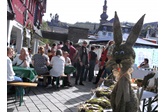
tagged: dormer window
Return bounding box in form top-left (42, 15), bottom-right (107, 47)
top-left (108, 32), bottom-right (112, 36)
top-left (102, 31), bottom-right (106, 36)
top-left (103, 26), bottom-right (107, 31)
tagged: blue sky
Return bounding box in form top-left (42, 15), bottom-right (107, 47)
top-left (43, 0), bottom-right (159, 24)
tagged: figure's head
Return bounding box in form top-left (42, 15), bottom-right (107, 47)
top-left (65, 40), bottom-right (70, 45)
top-left (7, 47), bottom-right (14, 58)
top-left (28, 48), bottom-right (32, 54)
top-left (106, 12), bottom-right (145, 73)
top-left (91, 46), bottom-right (95, 51)
top-left (82, 41), bottom-right (88, 47)
top-left (20, 47), bottom-right (29, 56)
top-left (56, 49), bottom-right (63, 56)
top-left (63, 51), bottom-right (69, 57)
top-left (144, 58), bottom-right (149, 64)
top-left (38, 46), bottom-right (45, 54)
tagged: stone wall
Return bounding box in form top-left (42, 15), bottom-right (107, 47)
top-left (68, 26), bottom-right (89, 43)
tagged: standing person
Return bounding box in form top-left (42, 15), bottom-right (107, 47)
top-left (44, 44), bottom-right (51, 55)
top-left (57, 41), bottom-right (63, 49)
top-left (72, 44), bottom-right (81, 78)
top-left (12, 47), bottom-right (31, 68)
top-left (51, 43), bottom-right (57, 53)
top-left (32, 46), bottom-right (51, 87)
top-left (106, 41), bottom-right (115, 60)
top-left (68, 41), bottom-right (77, 63)
top-left (61, 40), bottom-right (70, 53)
top-left (87, 46), bottom-right (98, 82)
top-left (68, 41), bottom-right (77, 78)
top-left (75, 41), bottom-right (89, 85)
top-left (96, 41), bottom-right (115, 87)
top-left (93, 45), bottom-right (107, 84)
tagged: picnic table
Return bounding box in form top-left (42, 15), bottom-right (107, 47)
top-left (13, 66), bottom-right (38, 82)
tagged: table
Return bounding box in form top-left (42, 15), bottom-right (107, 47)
top-left (92, 82), bottom-right (157, 112)
top-left (134, 89), bottom-right (158, 112)
top-left (13, 66), bottom-right (38, 82)
top-left (132, 68), bottom-right (158, 87)
top-left (132, 68), bottom-right (158, 79)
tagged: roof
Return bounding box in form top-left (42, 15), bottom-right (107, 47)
top-left (89, 33), bottom-right (158, 47)
top-left (41, 30), bottom-right (68, 41)
top-left (69, 26), bottom-right (89, 30)
top-left (122, 33), bottom-right (158, 47)
top-left (48, 26), bottom-right (68, 34)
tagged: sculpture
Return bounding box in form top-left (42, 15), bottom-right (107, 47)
top-left (106, 11), bottom-right (145, 112)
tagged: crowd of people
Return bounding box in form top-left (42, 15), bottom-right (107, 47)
top-left (7, 40), bottom-right (119, 89)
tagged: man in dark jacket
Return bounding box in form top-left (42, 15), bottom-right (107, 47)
top-left (75, 41), bottom-right (89, 85)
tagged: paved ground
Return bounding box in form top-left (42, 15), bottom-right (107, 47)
top-left (7, 77), bottom-right (96, 112)
top-left (7, 73), bottom-right (158, 112)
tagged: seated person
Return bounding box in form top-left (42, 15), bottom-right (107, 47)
top-left (49, 49), bottom-right (66, 87)
top-left (12, 47), bottom-right (31, 67)
top-left (7, 47), bottom-right (23, 82)
top-left (32, 46), bottom-right (51, 87)
top-left (7, 47), bottom-right (25, 100)
top-left (139, 58), bottom-right (149, 68)
top-left (63, 51), bottom-right (72, 87)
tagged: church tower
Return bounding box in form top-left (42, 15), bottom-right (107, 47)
top-left (100, 0), bottom-right (108, 25)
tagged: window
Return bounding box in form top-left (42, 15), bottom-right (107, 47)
top-left (29, 0), bottom-right (32, 12)
top-left (26, 0), bottom-right (29, 9)
top-left (102, 31), bottom-right (106, 36)
top-left (108, 32), bottom-right (112, 36)
top-left (31, 0), bottom-right (34, 14)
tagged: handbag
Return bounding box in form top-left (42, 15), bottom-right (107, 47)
top-left (17, 60), bottom-right (24, 66)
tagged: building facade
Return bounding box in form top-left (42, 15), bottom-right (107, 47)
top-left (7, 0), bottom-right (47, 54)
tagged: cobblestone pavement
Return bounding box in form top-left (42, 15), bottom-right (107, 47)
top-left (7, 77), bottom-right (96, 112)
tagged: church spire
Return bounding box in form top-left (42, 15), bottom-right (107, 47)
top-left (100, 0), bottom-right (108, 24)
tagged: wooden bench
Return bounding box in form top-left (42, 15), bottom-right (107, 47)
top-left (37, 74), bottom-right (67, 89)
top-left (8, 82), bottom-right (38, 87)
top-left (7, 82), bottom-right (38, 106)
